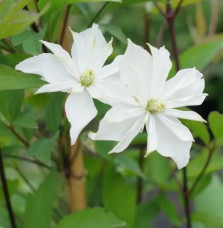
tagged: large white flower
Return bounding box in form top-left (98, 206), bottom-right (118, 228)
top-left (16, 24), bottom-right (118, 145)
top-left (90, 40), bottom-right (207, 169)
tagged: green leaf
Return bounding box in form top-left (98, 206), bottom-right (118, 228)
top-left (144, 152), bottom-right (170, 187)
top-left (0, 0), bottom-right (14, 20)
top-left (101, 24), bottom-right (127, 44)
top-left (12, 30), bottom-right (36, 46)
top-left (208, 111), bottom-right (223, 142)
top-left (45, 93), bottom-right (66, 133)
top-left (24, 169), bottom-right (58, 228)
top-left (0, 65), bottom-right (45, 90)
top-left (103, 165), bottom-right (136, 228)
top-left (0, 0), bottom-right (39, 39)
top-left (27, 133), bottom-right (59, 165)
top-left (187, 149), bottom-right (223, 179)
top-left (39, 0), bottom-right (121, 15)
top-left (13, 107), bottom-right (37, 129)
top-left (157, 195), bottom-right (181, 226)
top-left (58, 208), bottom-right (126, 228)
top-left (95, 141), bottom-right (115, 161)
top-left (134, 199), bottom-right (159, 228)
top-left (123, 0), bottom-right (164, 4)
top-left (0, 89), bottom-right (24, 122)
top-left (132, 132), bottom-right (147, 145)
top-left (12, 27), bottom-right (47, 55)
top-left (0, 53), bottom-right (31, 68)
top-left (114, 154), bottom-right (145, 178)
top-left (193, 175), bottom-right (223, 226)
top-left (180, 40), bottom-right (223, 70)
top-left (181, 119), bottom-right (210, 145)
top-left (170, 40), bottom-right (223, 76)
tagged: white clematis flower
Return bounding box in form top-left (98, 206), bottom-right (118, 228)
top-left (16, 24), bottom-right (118, 145)
top-left (90, 40), bottom-right (207, 169)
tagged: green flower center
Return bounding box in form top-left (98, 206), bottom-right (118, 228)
top-left (80, 70), bottom-right (95, 87)
top-left (146, 99), bottom-right (166, 114)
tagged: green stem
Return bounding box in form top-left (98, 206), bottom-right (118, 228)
top-left (188, 145), bottom-right (215, 196)
top-left (0, 148), bottom-right (17, 228)
top-left (87, 2), bottom-right (109, 28)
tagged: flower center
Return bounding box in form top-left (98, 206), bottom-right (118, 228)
top-left (80, 69), bottom-right (95, 87)
top-left (146, 99), bottom-right (166, 114)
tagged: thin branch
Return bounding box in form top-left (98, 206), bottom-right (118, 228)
top-left (161, 1), bottom-right (191, 227)
top-left (156, 20), bottom-right (167, 48)
top-left (208, 0), bottom-right (219, 36)
top-left (0, 44), bottom-right (13, 52)
top-left (175, 0), bottom-right (184, 15)
top-left (3, 154), bottom-right (50, 169)
top-left (15, 166), bottom-right (36, 192)
top-left (24, 6), bottom-right (39, 33)
top-left (154, 2), bottom-right (166, 17)
top-left (8, 125), bottom-right (30, 147)
top-left (168, 159), bottom-right (183, 191)
top-left (2, 39), bottom-right (15, 50)
top-left (137, 147), bottom-right (144, 203)
top-left (144, 12), bottom-right (151, 50)
top-left (0, 40), bottom-right (15, 52)
top-left (87, 2), bottom-right (109, 28)
top-left (188, 146), bottom-right (215, 196)
top-left (59, 5), bottom-right (71, 46)
top-left (182, 168), bottom-right (191, 228)
top-left (167, 15), bottom-right (180, 71)
top-left (0, 148), bottom-right (17, 228)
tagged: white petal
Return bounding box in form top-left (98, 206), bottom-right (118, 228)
top-left (119, 39), bottom-right (152, 101)
top-left (16, 54), bottom-right (74, 84)
top-left (89, 117), bottom-right (138, 142)
top-left (65, 91), bottom-right (97, 145)
top-left (157, 114), bottom-right (194, 142)
top-left (161, 68), bottom-right (206, 108)
top-left (103, 104), bottom-right (145, 123)
top-left (109, 114), bottom-right (146, 153)
top-left (99, 74), bottom-right (137, 106)
top-left (93, 38), bottom-right (113, 70)
top-left (147, 44), bottom-right (172, 98)
top-left (87, 83), bottom-right (103, 100)
top-left (166, 94), bottom-right (208, 108)
top-left (145, 114), bottom-right (158, 156)
top-left (155, 115), bottom-right (192, 169)
top-left (35, 80), bottom-right (83, 94)
top-left (41, 40), bottom-right (79, 78)
top-left (97, 55), bottom-right (123, 79)
top-left (165, 109), bottom-right (206, 122)
top-left (71, 24), bottom-right (112, 73)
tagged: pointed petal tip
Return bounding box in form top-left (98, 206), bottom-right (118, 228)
top-left (144, 152), bottom-right (149, 158)
top-left (88, 132), bottom-right (96, 140)
top-left (15, 63), bottom-right (20, 70)
top-left (108, 150), bottom-right (115, 154)
top-left (176, 160), bottom-right (189, 170)
top-left (70, 133), bottom-right (78, 145)
top-left (144, 150), bottom-right (154, 158)
top-left (127, 38), bottom-right (134, 46)
top-left (34, 90), bottom-right (40, 95)
top-left (92, 23), bottom-right (99, 28)
top-left (68, 26), bottom-right (73, 33)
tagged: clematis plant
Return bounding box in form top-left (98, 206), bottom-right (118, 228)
top-left (16, 24), bottom-right (118, 145)
top-left (90, 40), bottom-right (207, 169)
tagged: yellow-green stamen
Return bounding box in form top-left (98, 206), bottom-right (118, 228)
top-left (80, 70), bottom-right (95, 87)
top-left (146, 99), bottom-right (166, 114)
